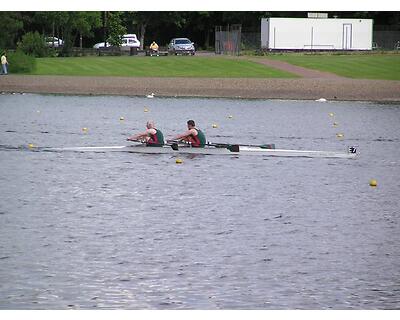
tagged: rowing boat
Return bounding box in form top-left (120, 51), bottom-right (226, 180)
top-left (46, 143), bottom-right (357, 159)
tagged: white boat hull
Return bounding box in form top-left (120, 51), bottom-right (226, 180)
top-left (47, 144), bottom-right (357, 159)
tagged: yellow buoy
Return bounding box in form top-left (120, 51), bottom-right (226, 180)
top-left (212, 124), bottom-right (218, 128)
top-left (228, 115), bottom-right (233, 119)
top-left (120, 116), bottom-right (125, 121)
top-left (333, 122), bottom-right (338, 127)
top-left (329, 112), bottom-right (334, 117)
top-left (336, 133), bottom-right (344, 138)
top-left (144, 108), bottom-right (149, 112)
top-left (369, 179), bottom-right (377, 187)
top-left (175, 158), bottom-right (183, 164)
top-left (82, 127), bottom-right (88, 132)
top-left (28, 143), bottom-right (35, 149)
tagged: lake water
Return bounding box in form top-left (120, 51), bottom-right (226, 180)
top-left (0, 93), bottom-right (399, 309)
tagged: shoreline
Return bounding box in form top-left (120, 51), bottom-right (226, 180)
top-left (1, 75), bottom-right (400, 102)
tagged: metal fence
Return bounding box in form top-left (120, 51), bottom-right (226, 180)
top-left (235, 31), bottom-right (400, 52)
top-left (68, 47), bottom-right (145, 56)
top-left (241, 32), bottom-right (261, 51)
top-left (215, 25), bottom-right (242, 55)
top-left (373, 31), bottom-right (400, 50)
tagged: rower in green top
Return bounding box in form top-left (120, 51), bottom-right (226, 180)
top-left (127, 120), bottom-right (164, 146)
top-left (170, 120), bottom-right (206, 147)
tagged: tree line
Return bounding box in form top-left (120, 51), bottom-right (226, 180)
top-left (1, 11), bottom-right (398, 55)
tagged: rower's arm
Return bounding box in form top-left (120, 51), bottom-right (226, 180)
top-left (127, 132), bottom-right (147, 141)
top-left (172, 129), bottom-right (195, 141)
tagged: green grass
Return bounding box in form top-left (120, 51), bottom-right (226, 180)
top-left (30, 56), bottom-right (297, 78)
top-left (265, 54), bottom-right (400, 80)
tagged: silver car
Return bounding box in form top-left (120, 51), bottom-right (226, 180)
top-left (168, 38), bottom-right (195, 55)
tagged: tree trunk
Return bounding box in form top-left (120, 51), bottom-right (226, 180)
top-left (80, 33), bottom-right (83, 49)
top-left (140, 23), bottom-right (146, 50)
top-left (52, 21), bottom-right (55, 47)
top-left (205, 29), bottom-right (210, 49)
top-left (61, 23), bottom-right (73, 56)
top-left (104, 11), bottom-right (108, 47)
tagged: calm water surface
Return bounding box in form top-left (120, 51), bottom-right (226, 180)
top-left (0, 93), bottom-right (399, 309)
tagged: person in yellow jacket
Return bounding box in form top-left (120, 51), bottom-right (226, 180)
top-left (149, 41), bottom-right (159, 56)
top-left (1, 52), bottom-right (8, 75)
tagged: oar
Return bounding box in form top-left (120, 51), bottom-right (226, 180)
top-left (166, 140), bottom-right (240, 152)
top-left (166, 140), bottom-right (267, 153)
top-left (207, 142), bottom-right (275, 149)
top-left (126, 138), bottom-right (144, 143)
top-left (129, 138), bottom-right (179, 151)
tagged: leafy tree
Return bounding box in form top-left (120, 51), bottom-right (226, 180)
top-left (17, 31), bottom-right (49, 57)
top-left (74, 12), bottom-right (102, 48)
top-left (0, 12), bottom-right (24, 48)
top-left (33, 12), bottom-right (57, 39)
top-left (182, 12), bottom-right (224, 49)
top-left (55, 12), bottom-right (102, 55)
top-left (107, 12), bottom-right (127, 47)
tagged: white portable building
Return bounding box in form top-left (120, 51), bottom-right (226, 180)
top-left (261, 17), bottom-right (373, 50)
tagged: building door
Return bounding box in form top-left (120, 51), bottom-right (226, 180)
top-left (342, 24), bottom-right (353, 50)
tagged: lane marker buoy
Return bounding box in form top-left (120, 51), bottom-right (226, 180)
top-left (369, 179), bottom-right (377, 187)
top-left (176, 158), bottom-right (183, 164)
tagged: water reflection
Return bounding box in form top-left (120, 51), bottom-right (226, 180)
top-left (0, 94), bottom-right (399, 309)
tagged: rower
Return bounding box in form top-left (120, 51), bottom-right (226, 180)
top-left (170, 120), bottom-right (206, 148)
top-left (127, 120), bottom-right (164, 146)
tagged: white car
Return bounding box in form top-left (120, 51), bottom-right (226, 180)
top-left (46, 37), bottom-right (64, 48)
top-left (93, 34), bottom-right (140, 49)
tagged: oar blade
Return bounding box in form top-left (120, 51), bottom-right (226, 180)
top-left (227, 145), bottom-right (240, 152)
top-left (260, 144), bottom-right (275, 149)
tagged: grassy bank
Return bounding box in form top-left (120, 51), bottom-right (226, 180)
top-left (30, 56), bottom-right (297, 78)
top-left (265, 53), bottom-right (400, 80)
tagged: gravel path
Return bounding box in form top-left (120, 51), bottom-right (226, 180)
top-left (1, 74), bottom-right (399, 102)
top-left (249, 57), bottom-right (344, 79)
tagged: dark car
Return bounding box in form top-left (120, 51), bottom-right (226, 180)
top-left (168, 38), bottom-right (195, 55)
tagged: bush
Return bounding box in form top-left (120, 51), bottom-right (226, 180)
top-left (7, 50), bottom-right (36, 73)
top-left (17, 31), bottom-right (49, 57)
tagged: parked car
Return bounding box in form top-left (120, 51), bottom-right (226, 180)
top-left (168, 38), bottom-right (195, 55)
top-left (46, 37), bottom-right (63, 48)
top-left (93, 34), bottom-right (140, 50)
